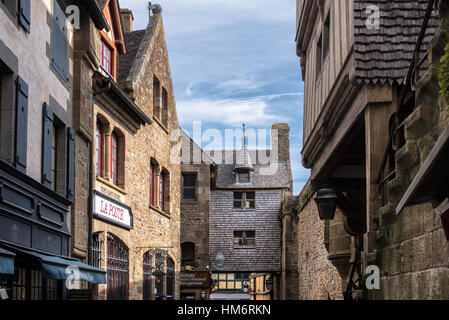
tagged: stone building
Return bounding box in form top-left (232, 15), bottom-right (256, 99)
top-left (179, 129), bottom-right (215, 300)
top-left (210, 124), bottom-right (292, 300)
top-left (0, 0), bottom-right (107, 300)
top-left (77, 1), bottom-right (182, 300)
top-left (284, 0), bottom-right (449, 300)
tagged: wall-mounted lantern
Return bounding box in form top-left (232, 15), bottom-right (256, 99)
top-left (314, 188), bottom-right (338, 220)
top-left (265, 277), bottom-right (274, 292)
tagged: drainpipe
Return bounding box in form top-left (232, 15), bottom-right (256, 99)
top-left (88, 80), bottom-right (111, 266)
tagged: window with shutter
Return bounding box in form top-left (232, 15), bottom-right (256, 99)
top-left (52, 0), bottom-right (68, 82)
top-left (41, 103), bottom-right (54, 188)
top-left (15, 76), bottom-right (28, 173)
top-left (19, 0), bottom-right (30, 33)
top-left (66, 128), bottom-right (75, 202)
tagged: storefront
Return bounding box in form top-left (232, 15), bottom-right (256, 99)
top-left (0, 161), bottom-right (106, 300)
top-left (91, 190), bottom-right (133, 300)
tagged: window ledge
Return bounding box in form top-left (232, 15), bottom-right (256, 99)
top-left (149, 205), bottom-right (171, 219)
top-left (233, 246), bottom-right (256, 250)
top-left (96, 176), bottom-right (127, 195)
top-left (152, 116), bottom-right (169, 134)
top-left (233, 209), bottom-right (256, 212)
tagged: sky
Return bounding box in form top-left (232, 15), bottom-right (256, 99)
top-left (119, 0), bottom-right (309, 194)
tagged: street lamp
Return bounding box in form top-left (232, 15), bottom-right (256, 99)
top-left (201, 290), bottom-right (206, 300)
top-left (314, 188), bottom-right (338, 220)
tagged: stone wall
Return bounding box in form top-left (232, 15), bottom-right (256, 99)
top-left (124, 16), bottom-right (181, 300)
top-left (367, 1), bottom-right (449, 300)
top-left (281, 183), bottom-right (344, 300)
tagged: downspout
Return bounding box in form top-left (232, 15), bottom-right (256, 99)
top-left (88, 81), bottom-right (111, 266)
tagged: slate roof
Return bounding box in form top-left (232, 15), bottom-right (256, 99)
top-left (213, 150), bottom-right (291, 190)
top-left (118, 14), bottom-right (160, 88)
top-left (354, 0), bottom-right (439, 85)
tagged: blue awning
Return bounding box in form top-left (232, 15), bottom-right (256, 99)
top-left (0, 245), bottom-right (106, 284)
top-left (0, 248), bottom-right (15, 275)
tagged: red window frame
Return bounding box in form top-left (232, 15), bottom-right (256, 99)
top-left (101, 40), bottom-right (113, 75)
top-left (96, 123), bottom-right (102, 177)
top-left (159, 172), bottom-right (165, 211)
top-left (150, 164), bottom-right (155, 206)
top-left (111, 133), bottom-right (118, 185)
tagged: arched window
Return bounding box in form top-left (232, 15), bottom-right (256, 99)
top-left (95, 122), bottom-right (103, 177)
top-left (154, 252), bottom-right (164, 299)
top-left (166, 257), bottom-right (175, 299)
top-left (111, 132), bottom-right (118, 185)
top-left (150, 163), bottom-right (155, 206)
top-left (143, 252), bottom-right (153, 300)
top-left (107, 235), bottom-right (128, 300)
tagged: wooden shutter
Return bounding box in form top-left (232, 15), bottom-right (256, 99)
top-left (41, 103), bottom-right (54, 188)
top-left (52, 0), bottom-right (68, 81)
top-left (15, 76), bottom-right (28, 173)
top-left (66, 128), bottom-right (75, 202)
top-left (19, 0), bottom-right (31, 33)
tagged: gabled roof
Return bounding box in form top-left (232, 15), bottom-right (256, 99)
top-left (118, 13), bottom-right (161, 90)
top-left (353, 0), bottom-right (439, 85)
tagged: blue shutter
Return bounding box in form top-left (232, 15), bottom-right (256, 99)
top-left (15, 76), bottom-right (28, 173)
top-left (66, 127), bottom-right (75, 202)
top-left (19, 0), bottom-right (31, 33)
top-left (42, 103), bottom-right (54, 188)
top-left (52, 0), bottom-right (68, 81)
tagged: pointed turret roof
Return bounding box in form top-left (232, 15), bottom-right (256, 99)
top-left (234, 124), bottom-right (254, 172)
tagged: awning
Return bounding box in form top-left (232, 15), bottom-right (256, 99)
top-left (396, 123), bottom-right (449, 214)
top-left (0, 244), bottom-right (106, 284)
top-left (0, 248), bottom-right (15, 275)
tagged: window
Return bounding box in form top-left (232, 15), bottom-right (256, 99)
top-left (213, 273), bottom-right (250, 292)
top-left (52, 0), bottom-right (68, 82)
top-left (95, 122), bottom-right (103, 177)
top-left (150, 163), bottom-right (155, 206)
top-left (107, 235), bottom-right (129, 300)
top-left (182, 174), bottom-right (196, 200)
top-left (181, 242), bottom-right (195, 267)
top-left (101, 40), bottom-right (113, 75)
top-left (153, 76), bottom-right (161, 119)
top-left (316, 12), bottom-right (330, 81)
top-left (143, 252), bottom-right (153, 300)
top-left (162, 87), bottom-right (168, 127)
top-left (111, 132), bottom-right (118, 185)
top-left (92, 233), bottom-right (103, 269)
top-left (1, 0), bottom-right (17, 18)
top-left (159, 172), bottom-right (165, 211)
top-left (166, 257), bottom-right (175, 299)
top-left (233, 231), bottom-right (256, 247)
top-left (233, 192), bottom-right (255, 209)
top-left (237, 172), bottom-right (250, 184)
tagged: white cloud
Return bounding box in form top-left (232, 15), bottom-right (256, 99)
top-left (177, 95), bottom-right (291, 127)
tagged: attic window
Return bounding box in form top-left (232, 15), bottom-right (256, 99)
top-left (237, 172), bottom-right (250, 184)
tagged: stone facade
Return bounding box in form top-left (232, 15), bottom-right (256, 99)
top-left (281, 184), bottom-right (344, 300)
top-left (179, 131), bottom-right (213, 299)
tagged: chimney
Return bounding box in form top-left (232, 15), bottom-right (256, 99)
top-left (271, 123), bottom-right (291, 164)
top-left (120, 8), bottom-right (134, 33)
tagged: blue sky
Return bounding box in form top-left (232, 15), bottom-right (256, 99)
top-left (120, 0), bottom-right (309, 194)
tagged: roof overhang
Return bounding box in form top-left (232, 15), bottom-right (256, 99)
top-left (85, 0), bottom-right (110, 32)
top-left (93, 72), bottom-right (152, 126)
top-left (396, 122), bottom-right (449, 214)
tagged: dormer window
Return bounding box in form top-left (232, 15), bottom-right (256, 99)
top-left (237, 172), bottom-right (250, 184)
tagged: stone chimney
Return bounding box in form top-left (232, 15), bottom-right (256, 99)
top-left (271, 123), bottom-right (291, 164)
top-left (120, 8), bottom-right (134, 33)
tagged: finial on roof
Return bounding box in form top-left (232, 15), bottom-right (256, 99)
top-left (242, 123), bottom-right (246, 149)
top-left (149, 2), bottom-right (162, 15)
